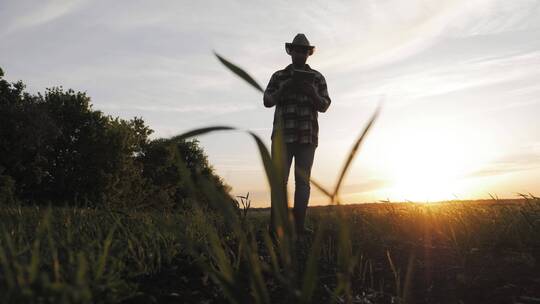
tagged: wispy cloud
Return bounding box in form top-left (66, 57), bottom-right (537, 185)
top-left (468, 143), bottom-right (540, 177)
top-left (0, 0), bottom-right (86, 37)
top-left (447, 0), bottom-right (540, 36)
top-left (316, 0), bottom-right (503, 71)
top-left (332, 36), bottom-right (540, 112)
top-left (339, 179), bottom-right (391, 195)
top-left (383, 50), bottom-right (540, 105)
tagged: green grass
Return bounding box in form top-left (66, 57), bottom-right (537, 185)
top-left (0, 206), bottom-right (223, 303)
top-left (1, 199), bottom-right (539, 303)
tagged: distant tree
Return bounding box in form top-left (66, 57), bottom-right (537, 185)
top-left (39, 87), bottom-right (153, 207)
top-left (0, 72), bottom-right (59, 203)
top-left (0, 67), bottom-right (232, 209)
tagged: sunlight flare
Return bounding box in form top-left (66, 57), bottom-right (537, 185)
top-left (373, 124), bottom-right (497, 202)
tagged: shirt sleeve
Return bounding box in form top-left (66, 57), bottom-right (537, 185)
top-left (265, 72), bottom-right (280, 95)
top-left (264, 72), bottom-right (280, 107)
top-left (315, 74), bottom-right (331, 113)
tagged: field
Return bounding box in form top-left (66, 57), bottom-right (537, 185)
top-left (1, 198), bottom-right (539, 303)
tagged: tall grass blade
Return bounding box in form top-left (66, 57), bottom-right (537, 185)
top-left (206, 227), bottom-right (238, 300)
top-left (402, 251), bottom-right (416, 304)
top-left (29, 237), bottom-right (41, 283)
top-left (386, 250), bottom-right (400, 297)
top-left (95, 226), bottom-right (116, 280)
top-left (0, 244), bottom-right (15, 289)
top-left (246, 240), bottom-right (271, 304)
top-left (300, 227), bottom-right (323, 303)
top-left (247, 132), bottom-right (276, 193)
top-left (262, 233), bottom-right (283, 280)
top-left (333, 106), bottom-right (380, 203)
top-left (76, 252), bottom-right (88, 286)
top-left (248, 130), bottom-right (290, 239)
top-left (334, 209), bottom-right (355, 303)
top-left (46, 221), bottom-right (60, 283)
top-left (175, 126), bottom-right (235, 140)
top-left (214, 52), bottom-right (264, 93)
top-left (295, 168), bottom-right (333, 199)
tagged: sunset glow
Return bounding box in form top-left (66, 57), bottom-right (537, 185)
top-left (374, 123), bottom-right (498, 202)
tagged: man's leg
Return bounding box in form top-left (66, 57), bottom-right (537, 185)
top-left (270, 141), bottom-right (294, 235)
top-left (293, 144), bottom-right (316, 232)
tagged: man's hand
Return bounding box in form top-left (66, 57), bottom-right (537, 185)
top-left (300, 80), bottom-right (318, 99)
top-left (278, 78), bottom-right (295, 95)
top-left (264, 79), bottom-right (294, 107)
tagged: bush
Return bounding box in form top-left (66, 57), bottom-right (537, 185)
top-left (0, 67), bottom-right (231, 210)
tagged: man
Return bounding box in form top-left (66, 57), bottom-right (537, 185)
top-left (264, 33), bottom-right (331, 234)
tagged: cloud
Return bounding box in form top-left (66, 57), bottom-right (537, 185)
top-left (338, 179), bottom-right (391, 195)
top-left (386, 50), bottom-right (540, 104)
top-left (315, 0), bottom-right (501, 72)
top-left (468, 145), bottom-right (540, 177)
top-left (331, 33), bottom-right (540, 113)
top-left (447, 0), bottom-right (540, 36)
top-left (0, 0), bottom-right (86, 37)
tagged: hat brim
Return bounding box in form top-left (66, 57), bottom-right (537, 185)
top-left (285, 43), bottom-right (315, 56)
top-left (285, 42), bottom-right (315, 49)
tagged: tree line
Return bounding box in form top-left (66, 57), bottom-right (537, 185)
top-left (0, 67), bottom-right (232, 209)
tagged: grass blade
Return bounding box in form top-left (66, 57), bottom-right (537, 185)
top-left (214, 52), bottom-right (264, 93)
top-left (95, 225), bottom-right (116, 280)
top-left (0, 244), bottom-right (15, 289)
top-left (247, 131), bottom-right (276, 193)
top-left (175, 126), bottom-right (236, 140)
top-left (300, 227), bottom-right (323, 303)
top-left (333, 106), bottom-right (381, 203)
top-left (246, 239), bottom-right (271, 304)
top-left (295, 168), bottom-right (333, 199)
top-left (248, 131), bottom-right (291, 238)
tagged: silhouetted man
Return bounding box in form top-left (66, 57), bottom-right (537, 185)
top-left (264, 33), bottom-right (331, 234)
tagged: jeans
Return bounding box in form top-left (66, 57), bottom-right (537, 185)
top-left (270, 141), bottom-right (316, 232)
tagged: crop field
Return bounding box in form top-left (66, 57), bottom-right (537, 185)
top-left (1, 198), bottom-right (539, 303)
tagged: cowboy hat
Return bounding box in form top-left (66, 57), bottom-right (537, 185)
top-left (285, 33), bottom-right (315, 56)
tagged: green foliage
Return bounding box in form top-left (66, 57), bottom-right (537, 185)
top-left (0, 169), bottom-right (16, 204)
top-left (39, 87), bottom-right (151, 207)
top-left (0, 206), bottom-right (194, 303)
top-left (0, 68), bottom-right (231, 209)
top-left (139, 137), bottom-right (231, 210)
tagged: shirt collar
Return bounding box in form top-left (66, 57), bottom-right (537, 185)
top-left (285, 64), bottom-right (311, 72)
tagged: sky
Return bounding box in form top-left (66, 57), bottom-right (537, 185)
top-left (1, 0), bottom-right (540, 207)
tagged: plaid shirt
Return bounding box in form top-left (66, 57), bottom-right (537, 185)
top-left (264, 64), bottom-right (331, 147)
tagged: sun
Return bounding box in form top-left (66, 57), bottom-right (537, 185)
top-left (372, 124), bottom-right (496, 202)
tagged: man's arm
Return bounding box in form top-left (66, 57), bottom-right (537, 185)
top-left (312, 92), bottom-right (331, 113)
top-left (263, 73), bottom-right (293, 108)
top-left (314, 74), bottom-right (331, 112)
top-left (263, 90), bottom-right (279, 108)
top-left (264, 72), bottom-right (280, 108)
top-left (301, 74), bottom-right (331, 112)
